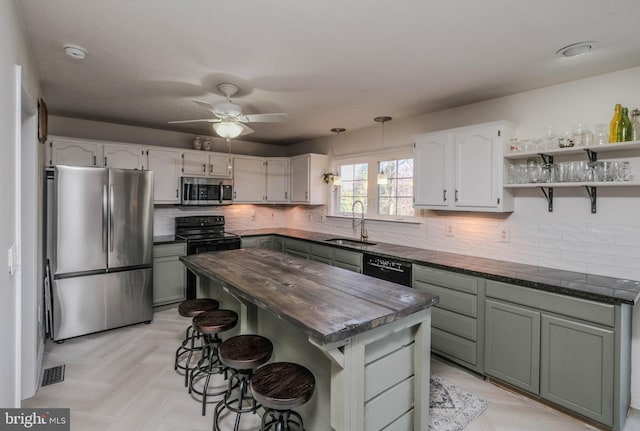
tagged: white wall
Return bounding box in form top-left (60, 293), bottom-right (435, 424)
top-left (1, 0), bottom-right (42, 407)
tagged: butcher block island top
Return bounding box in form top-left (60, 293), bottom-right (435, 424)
top-left (180, 247), bottom-right (438, 344)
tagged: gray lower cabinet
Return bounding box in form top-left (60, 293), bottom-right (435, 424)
top-left (485, 280), bottom-right (629, 429)
top-left (243, 237), bottom-right (363, 273)
top-left (484, 299), bottom-right (540, 394)
top-left (412, 264), bottom-right (484, 373)
top-left (153, 242), bottom-right (186, 307)
top-left (540, 314), bottom-right (614, 426)
top-left (283, 238), bottom-right (310, 259)
top-left (331, 248), bottom-right (362, 273)
top-left (241, 235), bottom-right (284, 252)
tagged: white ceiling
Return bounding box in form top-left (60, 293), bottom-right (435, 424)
top-left (17, 0), bottom-right (640, 145)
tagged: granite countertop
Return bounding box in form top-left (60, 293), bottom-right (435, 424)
top-left (153, 235), bottom-right (187, 245)
top-left (235, 228), bottom-right (640, 305)
top-left (180, 248), bottom-right (439, 344)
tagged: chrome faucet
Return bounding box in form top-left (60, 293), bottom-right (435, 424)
top-left (352, 200), bottom-right (368, 241)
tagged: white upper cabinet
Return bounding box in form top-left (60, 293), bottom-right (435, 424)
top-left (413, 132), bottom-right (451, 207)
top-left (233, 156), bottom-right (267, 203)
top-left (209, 153), bottom-right (232, 178)
top-left (413, 121), bottom-right (514, 212)
top-left (48, 135), bottom-right (327, 206)
top-left (233, 156), bottom-right (290, 203)
top-left (48, 137), bottom-right (102, 167)
top-left (148, 148), bottom-right (181, 204)
top-left (265, 158), bottom-right (290, 203)
top-left (103, 144), bottom-right (146, 170)
top-left (182, 151), bottom-right (209, 176)
top-left (289, 153), bottom-right (328, 204)
top-left (181, 150), bottom-right (232, 178)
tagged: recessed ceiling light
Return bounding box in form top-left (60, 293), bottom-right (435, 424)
top-left (63, 44), bottom-right (88, 60)
top-left (556, 41), bottom-right (596, 57)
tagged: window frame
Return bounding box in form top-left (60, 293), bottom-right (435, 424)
top-left (331, 149), bottom-right (418, 221)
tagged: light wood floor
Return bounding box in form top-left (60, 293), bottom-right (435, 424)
top-left (23, 308), bottom-right (639, 431)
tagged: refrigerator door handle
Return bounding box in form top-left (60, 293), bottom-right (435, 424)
top-left (102, 185), bottom-right (108, 252)
top-left (109, 184), bottom-right (115, 252)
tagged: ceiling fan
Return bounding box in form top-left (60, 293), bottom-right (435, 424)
top-left (169, 83), bottom-right (289, 140)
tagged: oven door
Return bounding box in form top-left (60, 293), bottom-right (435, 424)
top-left (188, 238), bottom-right (241, 254)
top-left (181, 177), bottom-right (233, 205)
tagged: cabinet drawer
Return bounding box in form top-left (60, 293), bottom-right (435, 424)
top-left (413, 265), bottom-right (478, 294)
top-left (153, 243), bottom-right (186, 258)
top-left (334, 249), bottom-right (362, 266)
top-left (414, 280), bottom-right (477, 317)
top-left (432, 327), bottom-right (477, 366)
top-left (486, 280), bottom-right (615, 327)
top-left (432, 307), bottom-right (477, 341)
top-left (310, 255), bottom-right (332, 265)
top-left (284, 239), bottom-right (309, 254)
top-left (309, 244), bottom-right (333, 259)
top-left (333, 261), bottom-right (361, 273)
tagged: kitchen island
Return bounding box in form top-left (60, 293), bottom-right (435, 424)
top-left (181, 248), bottom-right (439, 431)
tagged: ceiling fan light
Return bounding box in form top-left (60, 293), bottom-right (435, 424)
top-left (213, 121), bottom-right (244, 139)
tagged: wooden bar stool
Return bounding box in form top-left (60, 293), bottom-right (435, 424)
top-left (189, 309), bottom-right (238, 416)
top-left (251, 362), bottom-right (315, 431)
top-left (174, 298), bottom-right (219, 387)
top-left (213, 335), bottom-right (273, 431)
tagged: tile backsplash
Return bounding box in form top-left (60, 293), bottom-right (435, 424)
top-left (155, 205), bottom-right (640, 281)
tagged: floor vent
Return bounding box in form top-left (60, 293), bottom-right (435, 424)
top-left (42, 365), bottom-right (65, 386)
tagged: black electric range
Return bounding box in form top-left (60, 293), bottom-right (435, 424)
top-left (175, 215), bottom-right (241, 299)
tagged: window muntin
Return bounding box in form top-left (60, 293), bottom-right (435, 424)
top-left (378, 158), bottom-right (414, 216)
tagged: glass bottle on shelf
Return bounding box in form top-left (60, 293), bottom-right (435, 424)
top-left (609, 103), bottom-right (622, 143)
top-left (617, 107), bottom-right (632, 142)
top-left (631, 108), bottom-right (640, 141)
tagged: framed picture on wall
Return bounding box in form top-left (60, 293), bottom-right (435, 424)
top-left (38, 98), bottom-right (48, 143)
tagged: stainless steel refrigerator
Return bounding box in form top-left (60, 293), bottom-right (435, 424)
top-left (46, 165), bottom-right (154, 341)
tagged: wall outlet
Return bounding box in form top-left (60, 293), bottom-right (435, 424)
top-left (498, 227), bottom-right (510, 242)
top-left (307, 214), bottom-right (312, 221)
top-left (445, 222), bottom-right (455, 237)
top-left (251, 211), bottom-right (256, 221)
top-left (321, 214), bottom-right (326, 224)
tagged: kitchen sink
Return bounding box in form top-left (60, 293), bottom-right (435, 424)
top-left (324, 238), bottom-right (377, 247)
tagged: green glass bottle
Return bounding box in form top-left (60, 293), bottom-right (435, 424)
top-left (617, 107), bottom-right (632, 142)
top-left (609, 103), bottom-right (622, 143)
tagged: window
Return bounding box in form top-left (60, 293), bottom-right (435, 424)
top-left (338, 163), bottom-right (368, 213)
top-left (378, 158), bottom-right (414, 216)
top-left (335, 154), bottom-right (414, 218)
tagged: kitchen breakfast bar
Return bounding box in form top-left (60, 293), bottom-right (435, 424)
top-left (180, 248), bottom-right (439, 431)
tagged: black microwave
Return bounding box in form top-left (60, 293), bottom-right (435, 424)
top-left (181, 177), bottom-right (233, 205)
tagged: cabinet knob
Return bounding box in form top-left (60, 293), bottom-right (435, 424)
top-left (455, 189), bottom-right (459, 202)
top-left (443, 189), bottom-right (447, 202)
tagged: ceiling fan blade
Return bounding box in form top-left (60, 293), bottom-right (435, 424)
top-left (240, 124), bottom-right (255, 136)
top-left (243, 113), bottom-right (289, 123)
top-left (192, 99), bottom-right (215, 110)
top-left (168, 118), bottom-right (219, 124)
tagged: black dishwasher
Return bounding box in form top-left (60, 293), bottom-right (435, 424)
top-left (362, 253), bottom-right (412, 287)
